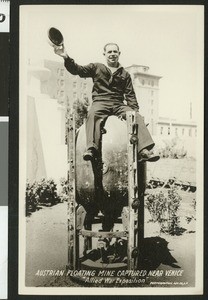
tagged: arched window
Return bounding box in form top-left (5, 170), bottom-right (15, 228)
top-left (60, 80), bottom-right (65, 87)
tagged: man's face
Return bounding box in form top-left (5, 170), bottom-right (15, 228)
top-left (104, 44), bottom-right (120, 67)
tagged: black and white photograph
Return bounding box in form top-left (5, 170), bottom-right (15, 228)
top-left (18, 4), bottom-right (204, 296)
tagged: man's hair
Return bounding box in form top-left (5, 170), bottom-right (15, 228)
top-left (103, 43), bottom-right (120, 52)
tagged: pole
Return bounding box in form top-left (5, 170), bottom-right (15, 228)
top-left (66, 109), bottom-right (77, 269)
top-left (126, 111), bottom-right (140, 270)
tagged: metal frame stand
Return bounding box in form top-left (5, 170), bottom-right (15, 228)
top-left (67, 111), bottom-right (145, 272)
top-left (66, 110), bottom-right (77, 270)
top-left (126, 111), bottom-right (145, 270)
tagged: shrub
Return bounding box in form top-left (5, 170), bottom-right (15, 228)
top-left (36, 178), bottom-right (60, 206)
top-left (58, 177), bottom-right (69, 202)
top-left (157, 138), bottom-right (187, 159)
top-left (25, 178), bottom-right (61, 216)
top-left (191, 198), bottom-right (196, 211)
top-left (146, 187), bottom-right (183, 235)
top-left (73, 98), bottom-right (88, 129)
top-left (25, 181), bottom-right (39, 216)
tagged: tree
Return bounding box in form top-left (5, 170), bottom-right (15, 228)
top-left (73, 98), bottom-right (89, 129)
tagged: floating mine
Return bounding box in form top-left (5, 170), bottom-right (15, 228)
top-left (66, 111), bottom-right (146, 278)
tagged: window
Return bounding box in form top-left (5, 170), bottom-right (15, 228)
top-left (160, 127), bottom-right (163, 135)
top-left (66, 96), bottom-right (70, 107)
top-left (189, 128), bottom-right (192, 137)
top-left (195, 128), bottom-right (197, 137)
top-left (60, 69), bottom-right (65, 76)
top-left (73, 92), bottom-right (77, 99)
top-left (151, 90), bottom-right (154, 96)
top-left (151, 80), bottom-right (154, 87)
top-left (175, 128), bottom-right (178, 136)
top-left (57, 79), bottom-right (64, 87)
top-left (73, 81), bottom-right (77, 88)
top-left (182, 128), bottom-right (185, 136)
top-left (60, 90), bottom-right (65, 98)
top-left (151, 99), bottom-right (154, 106)
top-left (60, 80), bottom-right (65, 87)
top-left (142, 79), bottom-right (145, 85)
top-left (168, 127), bottom-right (170, 135)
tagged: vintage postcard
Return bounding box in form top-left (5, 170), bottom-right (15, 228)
top-left (19, 4), bottom-right (204, 296)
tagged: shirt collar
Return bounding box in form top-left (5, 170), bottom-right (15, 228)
top-left (104, 63), bottom-right (123, 74)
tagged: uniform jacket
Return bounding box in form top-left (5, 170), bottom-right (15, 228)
top-left (64, 56), bottom-right (139, 110)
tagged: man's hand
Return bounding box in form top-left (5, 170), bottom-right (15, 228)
top-left (53, 44), bottom-right (68, 59)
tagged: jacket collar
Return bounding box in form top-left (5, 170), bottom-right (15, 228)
top-left (104, 63), bottom-right (123, 74)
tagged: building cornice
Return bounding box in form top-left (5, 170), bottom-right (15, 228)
top-left (125, 65), bottom-right (162, 79)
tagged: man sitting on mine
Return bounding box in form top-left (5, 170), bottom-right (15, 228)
top-left (54, 42), bottom-right (159, 163)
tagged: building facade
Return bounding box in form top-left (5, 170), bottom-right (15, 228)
top-left (43, 61), bottom-right (162, 135)
top-left (157, 117), bottom-right (197, 138)
top-left (126, 65), bottom-right (162, 135)
top-left (42, 60), bottom-right (197, 138)
top-left (43, 59), bottom-right (93, 108)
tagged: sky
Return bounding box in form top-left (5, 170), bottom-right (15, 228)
top-left (20, 5), bottom-right (204, 121)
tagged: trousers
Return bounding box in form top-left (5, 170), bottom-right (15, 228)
top-left (85, 101), bottom-right (154, 153)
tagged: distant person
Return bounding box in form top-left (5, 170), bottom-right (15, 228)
top-left (54, 42), bottom-right (159, 163)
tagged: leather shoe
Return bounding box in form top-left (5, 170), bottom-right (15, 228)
top-left (83, 148), bottom-right (97, 161)
top-left (138, 149), bottom-right (160, 163)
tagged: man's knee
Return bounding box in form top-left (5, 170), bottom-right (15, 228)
top-left (119, 107), bottom-right (134, 120)
top-left (87, 108), bottom-right (106, 119)
top-left (122, 108), bottom-right (144, 121)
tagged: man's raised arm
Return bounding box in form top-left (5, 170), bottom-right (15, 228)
top-left (53, 44), bottom-right (95, 78)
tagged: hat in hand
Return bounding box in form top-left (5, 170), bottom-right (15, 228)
top-left (48, 27), bottom-right (64, 47)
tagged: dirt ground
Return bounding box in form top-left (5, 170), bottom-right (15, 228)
top-left (25, 187), bottom-right (196, 288)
